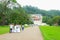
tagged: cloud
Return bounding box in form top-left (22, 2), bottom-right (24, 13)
top-left (17, 0), bottom-right (60, 10)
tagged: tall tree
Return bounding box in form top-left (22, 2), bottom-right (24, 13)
top-left (0, 0), bottom-right (17, 25)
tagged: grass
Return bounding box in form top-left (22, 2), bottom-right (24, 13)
top-left (39, 26), bottom-right (60, 40)
top-left (0, 26), bottom-right (9, 35)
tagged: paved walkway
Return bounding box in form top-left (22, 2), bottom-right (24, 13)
top-left (0, 27), bottom-right (43, 40)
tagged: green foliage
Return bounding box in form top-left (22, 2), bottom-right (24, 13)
top-left (42, 16), bottom-right (47, 23)
top-left (39, 26), bottom-right (60, 40)
top-left (0, 3), bottom-right (8, 25)
top-left (10, 0), bottom-right (17, 3)
top-left (9, 7), bottom-right (32, 25)
top-left (52, 16), bottom-right (60, 25)
top-left (47, 19), bottom-right (53, 25)
top-left (0, 0), bottom-right (32, 25)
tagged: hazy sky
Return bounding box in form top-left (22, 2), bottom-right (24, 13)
top-left (17, 0), bottom-right (60, 10)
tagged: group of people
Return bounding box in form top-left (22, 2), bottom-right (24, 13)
top-left (9, 24), bottom-right (24, 33)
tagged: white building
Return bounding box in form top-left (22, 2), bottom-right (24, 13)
top-left (31, 14), bottom-right (42, 25)
top-left (31, 14), bottom-right (48, 26)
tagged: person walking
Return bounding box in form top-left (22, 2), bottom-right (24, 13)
top-left (9, 24), bottom-right (14, 33)
top-left (22, 25), bottom-right (24, 31)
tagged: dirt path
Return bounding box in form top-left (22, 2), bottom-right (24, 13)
top-left (0, 27), bottom-right (43, 40)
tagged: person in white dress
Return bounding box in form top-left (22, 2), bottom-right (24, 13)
top-left (15, 24), bottom-right (21, 32)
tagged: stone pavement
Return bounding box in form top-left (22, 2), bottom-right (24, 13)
top-left (0, 27), bottom-right (43, 40)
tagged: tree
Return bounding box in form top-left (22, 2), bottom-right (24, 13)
top-left (47, 18), bottom-right (53, 25)
top-left (0, 0), bottom-right (33, 25)
top-left (0, 0), bottom-right (17, 25)
top-left (10, 7), bottom-right (32, 25)
top-left (53, 16), bottom-right (60, 25)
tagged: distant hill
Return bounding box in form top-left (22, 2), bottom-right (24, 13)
top-left (23, 6), bottom-right (60, 17)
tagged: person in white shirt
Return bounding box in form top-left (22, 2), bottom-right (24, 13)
top-left (12, 25), bottom-right (16, 33)
top-left (22, 25), bottom-right (24, 31)
top-left (9, 24), bottom-right (14, 33)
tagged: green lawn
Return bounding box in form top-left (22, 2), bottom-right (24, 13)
top-left (0, 26), bottom-right (9, 35)
top-left (39, 26), bottom-right (60, 40)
